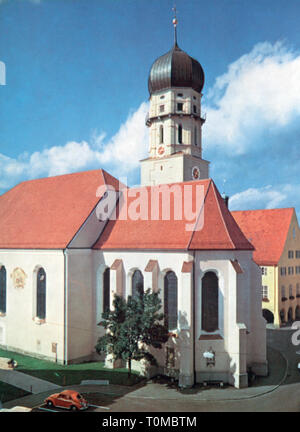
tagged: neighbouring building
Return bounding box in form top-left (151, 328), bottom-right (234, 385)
top-left (0, 19), bottom-right (268, 388)
top-left (232, 208), bottom-right (300, 327)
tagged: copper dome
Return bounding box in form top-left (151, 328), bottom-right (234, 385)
top-left (148, 42), bottom-right (205, 95)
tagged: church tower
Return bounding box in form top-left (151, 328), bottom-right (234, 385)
top-left (140, 12), bottom-right (210, 186)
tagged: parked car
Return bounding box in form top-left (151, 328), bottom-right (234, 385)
top-left (44, 390), bottom-right (88, 411)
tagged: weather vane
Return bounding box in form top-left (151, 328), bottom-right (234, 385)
top-left (172, 4), bottom-right (178, 45)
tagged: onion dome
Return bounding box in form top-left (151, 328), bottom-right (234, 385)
top-left (148, 41), bottom-right (205, 95)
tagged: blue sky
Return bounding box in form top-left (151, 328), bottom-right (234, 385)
top-left (1, 0), bottom-right (300, 217)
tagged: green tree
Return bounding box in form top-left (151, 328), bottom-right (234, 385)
top-left (95, 289), bottom-right (169, 377)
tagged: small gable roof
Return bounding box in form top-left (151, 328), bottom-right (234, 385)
top-left (0, 169), bottom-right (120, 249)
top-left (94, 178), bottom-right (253, 251)
top-left (231, 208), bottom-right (295, 266)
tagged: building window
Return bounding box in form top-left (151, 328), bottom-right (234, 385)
top-left (289, 284), bottom-right (294, 300)
top-left (193, 105), bottom-right (197, 114)
top-left (261, 267), bottom-right (268, 276)
top-left (293, 227), bottom-right (296, 239)
top-left (297, 283), bottom-right (300, 298)
top-left (280, 267), bottom-right (287, 276)
top-left (0, 266), bottom-right (6, 314)
top-left (160, 95), bottom-right (165, 99)
top-left (36, 268), bottom-right (46, 320)
top-left (177, 102), bottom-right (183, 111)
top-left (177, 93), bottom-right (183, 97)
top-left (202, 271), bottom-right (219, 332)
top-left (178, 124), bottom-right (182, 144)
top-left (262, 285), bottom-right (268, 300)
top-left (159, 125), bottom-right (164, 144)
top-left (288, 250), bottom-right (294, 259)
top-left (296, 250), bottom-right (300, 258)
top-left (164, 271), bottom-right (178, 331)
top-left (288, 266), bottom-right (294, 275)
top-left (281, 286), bottom-right (287, 301)
top-left (280, 309), bottom-right (285, 324)
top-left (159, 105), bottom-right (165, 113)
top-left (193, 96), bottom-right (197, 100)
top-left (194, 126), bottom-right (197, 146)
top-left (132, 270), bottom-right (144, 298)
top-left (296, 266), bottom-right (300, 274)
top-left (103, 267), bottom-right (110, 313)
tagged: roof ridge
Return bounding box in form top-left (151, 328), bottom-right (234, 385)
top-left (187, 179), bottom-right (212, 250)
top-left (232, 207), bottom-right (295, 213)
top-left (211, 181), bottom-right (235, 249)
top-left (278, 208), bottom-right (295, 262)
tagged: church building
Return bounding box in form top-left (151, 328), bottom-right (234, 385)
top-left (0, 19), bottom-right (268, 388)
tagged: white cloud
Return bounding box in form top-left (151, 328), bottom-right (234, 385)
top-left (229, 183), bottom-right (300, 211)
top-left (203, 41), bottom-right (300, 154)
top-left (0, 101), bottom-right (149, 192)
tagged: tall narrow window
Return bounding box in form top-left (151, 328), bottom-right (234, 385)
top-left (159, 125), bottom-right (164, 144)
top-left (202, 272), bottom-right (219, 332)
top-left (132, 270), bottom-right (144, 298)
top-left (103, 267), bottom-right (110, 312)
top-left (178, 124), bottom-right (182, 144)
top-left (164, 271), bottom-right (178, 331)
top-left (37, 267), bottom-right (46, 319)
top-left (194, 126), bottom-right (197, 146)
top-left (0, 266), bottom-right (6, 314)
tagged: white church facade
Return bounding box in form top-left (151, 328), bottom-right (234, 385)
top-left (0, 23), bottom-right (268, 389)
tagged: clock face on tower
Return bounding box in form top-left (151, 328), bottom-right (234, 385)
top-left (157, 145), bottom-right (165, 157)
top-left (192, 166), bottom-right (200, 180)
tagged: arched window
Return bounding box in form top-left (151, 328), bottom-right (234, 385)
top-left (0, 266), bottom-right (6, 314)
top-left (132, 270), bottom-right (144, 298)
top-left (178, 124), bottom-right (182, 144)
top-left (288, 307), bottom-right (293, 323)
top-left (296, 305), bottom-right (300, 320)
top-left (202, 271), bottom-right (219, 332)
top-left (194, 126), bottom-right (197, 146)
top-left (164, 271), bottom-right (178, 331)
top-left (37, 268), bottom-right (46, 319)
top-left (103, 267), bottom-right (110, 312)
top-left (159, 125), bottom-right (164, 144)
top-left (280, 309), bottom-right (285, 324)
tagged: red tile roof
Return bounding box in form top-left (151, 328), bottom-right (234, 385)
top-left (94, 178), bottom-right (253, 251)
top-left (231, 208), bottom-right (294, 265)
top-left (0, 169), bottom-right (120, 249)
